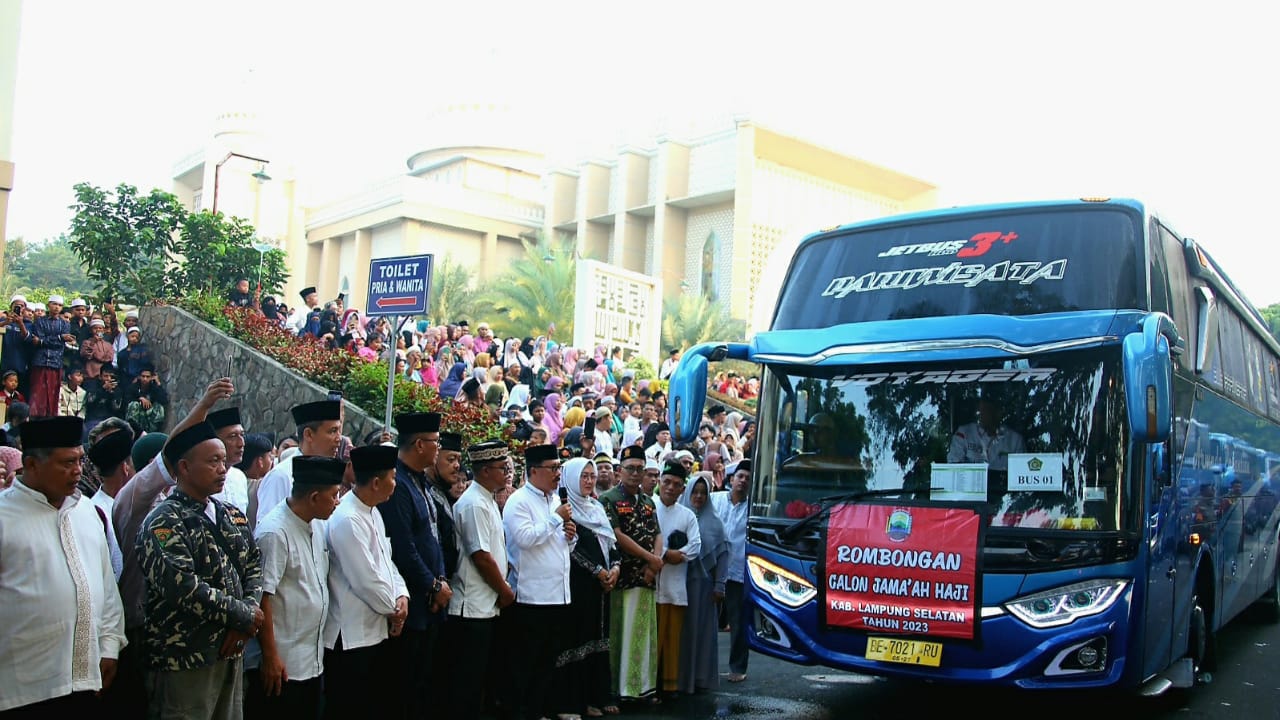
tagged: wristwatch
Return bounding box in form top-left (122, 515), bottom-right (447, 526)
top-left (431, 577), bottom-right (444, 595)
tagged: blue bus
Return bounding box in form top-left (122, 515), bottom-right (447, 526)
top-left (667, 198), bottom-right (1280, 693)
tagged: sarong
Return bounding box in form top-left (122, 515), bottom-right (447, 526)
top-left (610, 586), bottom-right (658, 700)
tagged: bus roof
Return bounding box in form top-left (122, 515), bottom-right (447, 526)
top-left (796, 197), bottom-right (1147, 250)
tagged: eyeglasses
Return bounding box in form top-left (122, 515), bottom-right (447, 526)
top-left (535, 464), bottom-right (562, 473)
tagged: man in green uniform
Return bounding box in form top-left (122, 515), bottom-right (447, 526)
top-left (138, 421), bottom-right (265, 720)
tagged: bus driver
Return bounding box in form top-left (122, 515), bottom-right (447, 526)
top-left (947, 395), bottom-right (1026, 472)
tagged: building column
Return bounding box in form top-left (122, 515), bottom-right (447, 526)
top-left (351, 228), bottom-right (372, 311)
top-left (316, 235), bottom-right (340, 301)
top-left (480, 231), bottom-right (498, 281)
top-left (0, 1), bottom-right (23, 285)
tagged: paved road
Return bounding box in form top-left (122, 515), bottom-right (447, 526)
top-left (615, 603), bottom-right (1280, 720)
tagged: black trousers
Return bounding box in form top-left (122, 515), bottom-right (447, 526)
top-left (511, 603), bottom-right (569, 720)
top-left (245, 672), bottom-right (321, 720)
top-left (0, 692), bottom-right (97, 719)
top-left (324, 636), bottom-right (392, 720)
top-left (725, 580), bottom-right (750, 675)
top-left (100, 626), bottom-right (149, 718)
top-left (385, 624), bottom-right (439, 720)
top-left (443, 617), bottom-right (496, 720)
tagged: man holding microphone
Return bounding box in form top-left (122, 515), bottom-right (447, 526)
top-left (503, 444), bottom-right (576, 720)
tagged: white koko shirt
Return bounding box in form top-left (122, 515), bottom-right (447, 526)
top-left (448, 482), bottom-right (507, 619)
top-left (654, 499), bottom-right (701, 606)
top-left (324, 491), bottom-right (407, 651)
top-left (502, 483), bottom-right (575, 605)
top-left (255, 500), bottom-right (330, 682)
top-left (0, 481), bottom-right (127, 711)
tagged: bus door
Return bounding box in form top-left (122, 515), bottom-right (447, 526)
top-left (1143, 438), bottom-right (1181, 674)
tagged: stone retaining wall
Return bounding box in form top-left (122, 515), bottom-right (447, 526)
top-left (140, 305), bottom-right (384, 443)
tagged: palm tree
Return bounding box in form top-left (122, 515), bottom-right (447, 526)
top-left (486, 236), bottom-right (576, 340)
top-left (661, 293), bottom-right (747, 353)
top-left (429, 254), bottom-right (490, 326)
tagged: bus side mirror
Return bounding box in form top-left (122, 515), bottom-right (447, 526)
top-left (668, 344), bottom-right (716, 442)
top-left (1123, 314), bottom-right (1174, 443)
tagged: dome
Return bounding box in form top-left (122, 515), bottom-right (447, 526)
top-left (405, 101), bottom-right (545, 174)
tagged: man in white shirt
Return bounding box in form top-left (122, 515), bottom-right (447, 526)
top-left (711, 459), bottom-right (751, 682)
top-left (653, 461), bottom-right (700, 698)
top-left (286, 286), bottom-right (319, 335)
top-left (446, 440), bottom-right (516, 719)
top-left (504, 443), bottom-right (577, 720)
top-left (254, 399), bottom-right (343, 529)
top-left (252, 456), bottom-right (344, 718)
top-left (947, 395), bottom-right (1026, 472)
top-left (324, 445), bottom-right (408, 718)
top-left (88, 425), bottom-right (135, 580)
top-left (591, 407), bottom-right (615, 459)
top-left (658, 347), bottom-right (681, 380)
top-left (209, 407), bottom-right (251, 514)
top-left (0, 416), bottom-right (127, 714)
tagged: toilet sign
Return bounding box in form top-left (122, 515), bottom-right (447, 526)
top-left (367, 254), bottom-right (432, 317)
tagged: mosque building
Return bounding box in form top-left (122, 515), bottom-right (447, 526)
top-left (172, 100), bottom-right (937, 338)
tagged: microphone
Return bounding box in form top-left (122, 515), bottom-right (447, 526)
top-left (558, 486), bottom-right (569, 510)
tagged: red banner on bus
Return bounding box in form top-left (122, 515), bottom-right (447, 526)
top-left (824, 504), bottom-right (981, 640)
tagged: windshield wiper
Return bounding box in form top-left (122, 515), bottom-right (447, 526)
top-left (778, 488), bottom-right (939, 543)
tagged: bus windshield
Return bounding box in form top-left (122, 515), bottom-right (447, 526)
top-left (753, 347), bottom-right (1134, 533)
top-left (774, 207), bottom-right (1142, 329)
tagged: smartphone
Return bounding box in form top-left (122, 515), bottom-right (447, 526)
top-left (226, 354), bottom-right (235, 381)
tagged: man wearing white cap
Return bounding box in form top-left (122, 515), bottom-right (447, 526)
top-left (26, 295), bottom-right (73, 416)
top-left (69, 298), bottom-right (93, 345)
top-left (114, 310), bottom-right (139, 354)
top-left (80, 318), bottom-right (116, 380)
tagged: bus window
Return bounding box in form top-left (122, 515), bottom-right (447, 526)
top-left (1158, 224), bottom-right (1195, 368)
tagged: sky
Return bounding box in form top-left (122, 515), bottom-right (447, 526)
top-left (9, 1), bottom-right (1280, 306)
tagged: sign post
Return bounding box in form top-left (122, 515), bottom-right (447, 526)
top-left (366, 254), bottom-right (433, 431)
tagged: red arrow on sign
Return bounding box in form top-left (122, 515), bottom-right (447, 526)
top-left (375, 296), bottom-right (419, 308)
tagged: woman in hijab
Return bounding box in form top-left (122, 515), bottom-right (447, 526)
top-left (676, 473), bottom-right (729, 695)
top-left (532, 366), bottom-right (553, 397)
top-left (561, 405), bottom-right (587, 446)
top-left (556, 458), bottom-right (620, 718)
top-left (703, 452), bottom-right (726, 492)
top-left (502, 338), bottom-right (521, 372)
top-left (517, 336), bottom-right (537, 384)
top-left (541, 391), bottom-right (565, 445)
top-left (439, 361), bottom-right (467, 401)
top-left (505, 383), bottom-right (532, 421)
top-left (484, 365), bottom-right (508, 412)
top-left (546, 351), bottom-right (567, 382)
top-left (261, 296), bottom-right (281, 322)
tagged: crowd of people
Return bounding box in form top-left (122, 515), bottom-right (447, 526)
top-left (0, 282), bottom-right (761, 720)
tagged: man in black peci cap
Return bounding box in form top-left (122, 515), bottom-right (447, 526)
top-left (381, 411), bottom-right (450, 718)
top-left (425, 431), bottom-right (464, 579)
top-left (254, 399), bottom-right (342, 529)
top-left (324, 444), bottom-right (407, 718)
top-left (138, 421), bottom-right (265, 718)
top-left (208, 406), bottom-right (250, 514)
top-left (251, 456), bottom-right (345, 718)
top-left (287, 286), bottom-right (320, 336)
top-left (0, 416), bottom-right (127, 714)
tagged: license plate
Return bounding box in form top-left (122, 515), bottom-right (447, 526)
top-left (865, 636), bottom-right (943, 667)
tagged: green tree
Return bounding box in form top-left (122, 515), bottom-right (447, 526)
top-left (8, 235), bottom-right (97, 296)
top-left (660, 294), bottom-right (747, 355)
top-left (176, 211), bottom-right (288, 298)
top-left (429, 254), bottom-right (490, 326)
top-left (67, 182), bottom-right (187, 304)
top-left (486, 236), bottom-right (576, 340)
top-left (1260, 303), bottom-right (1280, 344)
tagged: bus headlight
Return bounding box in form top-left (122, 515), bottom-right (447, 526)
top-left (1004, 579), bottom-right (1129, 629)
top-left (747, 555), bottom-right (817, 608)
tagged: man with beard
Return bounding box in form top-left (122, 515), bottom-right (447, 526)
top-left (138, 421), bottom-right (265, 718)
top-left (425, 431), bottom-right (464, 579)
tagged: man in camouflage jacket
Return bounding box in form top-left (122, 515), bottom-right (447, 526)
top-left (138, 421), bottom-right (264, 719)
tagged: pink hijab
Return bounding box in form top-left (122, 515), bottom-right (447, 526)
top-left (541, 392), bottom-right (565, 443)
